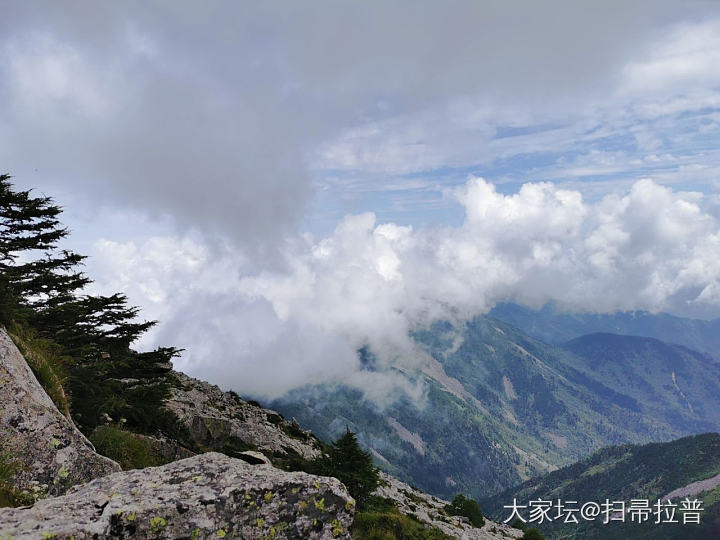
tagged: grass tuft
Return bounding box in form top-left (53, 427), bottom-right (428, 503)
top-left (0, 445), bottom-right (23, 508)
top-left (89, 425), bottom-right (169, 470)
top-left (8, 322), bottom-right (71, 418)
top-left (352, 497), bottom-right (452, 540)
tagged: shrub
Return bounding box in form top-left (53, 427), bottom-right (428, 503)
top-left (271, 447), bottom-right (314, 472)
top-left (89, 425), bottom-right (168, 470)
top-left (444, 494), bottom-right (485, 527)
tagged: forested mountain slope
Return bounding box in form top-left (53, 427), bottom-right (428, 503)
top-left (273, 317), bottom-right (720, 501)
top-left (483, 433), bottom-right (720, 539)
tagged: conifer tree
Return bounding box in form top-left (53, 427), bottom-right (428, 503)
top-left (0, 175), bottom-right (165, 355)
top-left (1, 174), bottom-right (184, 437)
top-left (312, 428), bottom-right (380, 508)
top-left (1, 174), bottom-right (78, 322)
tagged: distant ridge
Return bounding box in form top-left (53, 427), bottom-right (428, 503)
top-left (490, 302), bottom-right (720, 357)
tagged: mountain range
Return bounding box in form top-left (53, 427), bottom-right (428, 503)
top-left (490, 303), bottom-right (720, 358)
top-left (272, 314), bottom-right (720, 504)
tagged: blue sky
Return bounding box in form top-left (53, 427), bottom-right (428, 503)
top-left (308, 88), bottom-right (720, 232)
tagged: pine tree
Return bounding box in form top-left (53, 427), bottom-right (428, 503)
top-left (521, 528), bottom-right (546, 540)
top-left (1, 174), bottom-right (185, 437)
top-left (0, 175), bottom-right (92, 323)
top-left (312, 428), bottom-right (379, 508)
top-left (0, 175), bottom-right (160, 357)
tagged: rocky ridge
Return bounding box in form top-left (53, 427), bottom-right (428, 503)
top-left (376, 472), bottom-right (522, 540)
top-left (166, 371), bottom-right (321, 461)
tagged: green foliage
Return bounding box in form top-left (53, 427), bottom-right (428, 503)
top-left (0, 444), bottom-right (32, 508)
top-left (311, 429), bottom-right (380, 509)
top-left (0, 486), bottom-right (15, 508)
top-left (66, 350), bottom-right (184, 437)
top-left (271, 447), bottom-right (315, 473)
top-left (40, 293), bottom-right (158, 359)
top-left (219, 435), bottom-right (258, 457)
top-left (444, 494), bottom-right (484, 527)
top-left (89, 425), bottom-right (169, 470)
top-left (0, 174), bottom-right (89, 324)
top-left (0, 174), bottom-right (187, 442)
top-left (0, 445), bottom-right (19, 507)
top-left (521, 529), bottom-right (546, 540)
top-left (352, 497), bottom-right (451, 539)
top-left (8, 321), bottom-right (70, 417)
top-left (0, 449), bottom-right (15, 485)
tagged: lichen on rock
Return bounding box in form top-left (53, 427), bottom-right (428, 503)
top-left (0, 452), bottom-right (354, 539)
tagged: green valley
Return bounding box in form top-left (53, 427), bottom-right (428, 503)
top-left (273, 317), bottom-right (720, 502)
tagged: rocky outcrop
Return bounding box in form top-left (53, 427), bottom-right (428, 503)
top-left (0, 328), bottom-right (120, 498)
top-left (0, 452), bottom-right (354, 540)
top-left (166, 372), bottom-right (321, 460)
top-left (376, 472), bottom-right (523, 540)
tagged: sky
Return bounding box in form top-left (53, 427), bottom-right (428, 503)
top-left (2, 1), bottom-right (720, 399)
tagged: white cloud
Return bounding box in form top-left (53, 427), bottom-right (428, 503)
top-left (88, 178), bottom-right (720, 402)
top-left (621, 19), bottom-right (720, 96)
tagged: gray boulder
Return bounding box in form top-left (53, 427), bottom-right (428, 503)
top-left (0, 328), bottom-right (120, 498)
top-left (0, 452), bottom-right (354, 539)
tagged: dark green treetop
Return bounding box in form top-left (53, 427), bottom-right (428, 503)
top-left (311, 428), bottom-right (380, 509)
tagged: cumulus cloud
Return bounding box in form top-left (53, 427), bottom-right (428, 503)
top-left (87, 178), bottom-right (720, 400)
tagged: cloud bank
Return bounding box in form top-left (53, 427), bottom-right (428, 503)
top-left (88, 178), bottom-right (720, 399)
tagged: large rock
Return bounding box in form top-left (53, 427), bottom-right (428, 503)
top-left (0, 452), bottom-right (355, 540)
top-left (0, 328), bottom-right (120, 498)
top-left (167, 372), bottom-right (321, 460)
